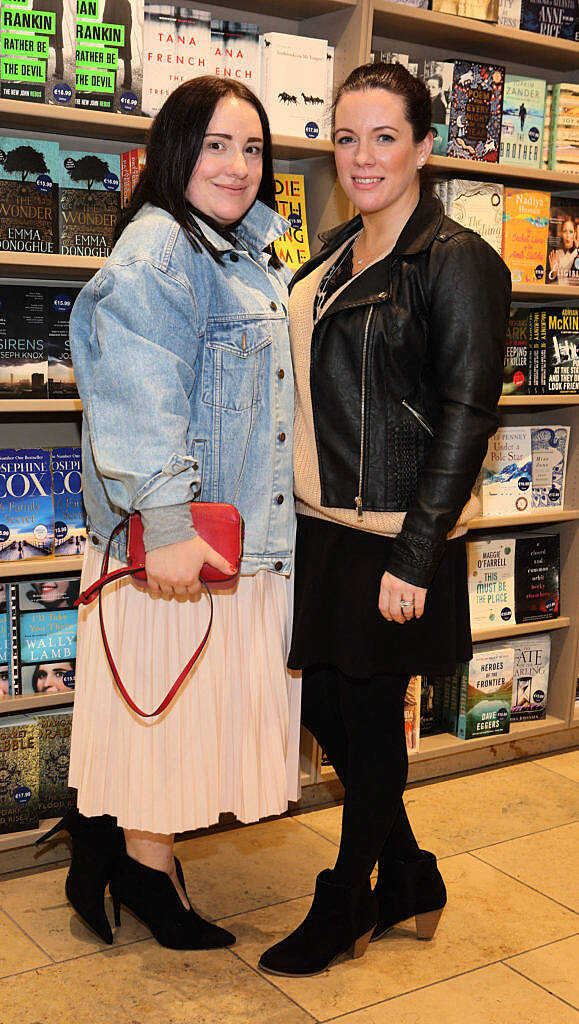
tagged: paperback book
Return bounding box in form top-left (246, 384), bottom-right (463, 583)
top-left (0, 285), bottom-right (48, 399)
top-left (75, 0), bottom-right (143, 113)
top-left (497, 633), bottom-right (551, 720)
top-left (141, 5), bottom-right (210, 117)
top-left (34, 708), bottom-right (74, 817)
top-left (0, 585), bottom-right (8, 700)
top-left (51, 446), bottom-right (86, 555)
top-left (548, 83), bottom-right (579, 172)
top-left (446, 178), bottom-right (504, 255)
top-left (500, 76), bottom-right (546, 168)
top-left (261, 32), bottom-right (329, 140)
top-left (501, 187), bottom-right (550, 285)
top-left (531, 425), bottom-right (570, 508)
top-left (1, 0), bottom-right (76, 105)
top-left (447, 60), bottom-right (505, 162)
top-left (539, 306), bottom-right (579, 393)
top-left (0, 448), bottom-right (54, 561)
top-left (546, 198), bottom-right (579, 286)
top-left (430, 0), bottom-right (499, 19)
top-left (480, 426), bottom-right (532, 515)
top-left (502, 305), bottom-right (530, 396)
top-left (454, 647), bottom-right (513, 739)
top-left (7, 575), bottom-right (80, 695)
top-left (514, 533), bottom-right (560, 622)
top-left (46, 286), bottom-right (81, 397)
top-left (210, 20), bottom-right (259, 96)
top-left (0, 715), bottom-right (39, 833)
top-left (273, 172), bottom-right (310, 269)
top-left (0, 137), bottom-right (59, 254)
top-left (404, 675), bottom-right (421, 752)
top-left (498, 0), bottom-right (522, 26)
top-left (59, 149), bottom-right (121, 256)
top-left (520, 0), bottom-right (578, 39)
top-left (467, 537), bottom-right (515, 628)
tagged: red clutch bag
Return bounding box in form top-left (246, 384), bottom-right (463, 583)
top-left (76, 502), bottom-right (244, 719)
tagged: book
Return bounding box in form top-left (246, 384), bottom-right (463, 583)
top-left (34, 708), bottom-right (75, 818)
top-left (59, 149), bottom-right (121, 256)
top-left (467, 537), bottom-right (515, 628)
top-left (75, 0), bottom-right (144, 113)
top-left (548, 83), bottom-right (579, 173)
top-left (0, 448), bottom-right (54, 561)
top-left (446, 179), bottom-right (504, 255)
top-left (430, 0), bottom-right (499, 19)
top-left (0, 585), bottom-right (8, 700)
top-left (514, 533), bottom-right (560, 622)
top-left (419, 675), bottom-right (437, 735)
top-left (210, 20), bottom-right (260, 96)
top-left (447, 61), bottom-right (505, 162)
top-left (1, 0), bottom-right (76, 105)
top-left (425, 61), bottom-right (455, 156)
top-left (542, 84), bottom-right (552, 168)
top-left (0, 715), bottom-right (39, 833)
top-left (501, 187), bottom-right (550, 285)
top-left (531, 425), bottom-right (570, 508)
top-left (480, 426), bottom-right (532, 515)
top-left (322, 44), bottom-right (335, 141)
top-left (142, 5), bottom-right (210, 118)
top-left (404, 675), bottom-right (421, 752)
top-left (520, 0), bottom-right (578, 38)
top-left (497, 633), bottom-right (551, 720)
top-left (0, 285), bottom-right (49, 399)
top-left (539, 306), bottom-right (579, 393)
top-left (546, 199), bottom-right (579, 286)
top-left (261, 32), bottom-right (329, 140)
top-left (498, 0), bottom-right (522, 25)
top-left (502, 305), bottom-right (530, 396)
top-left (500, 76), bottom-right (546, 168)
top-left (454, 647), bottom-right (513, 739)
top-left (7, 574), bottom-right (80, 695)
top-left (273, 172), bottom-right (310, 269)
top-left (46, 286), bottom-right (81, 397)
top-left (0, 136), bottom-right (59, 254)
top-left (51, 446), bottom-right (86, 555)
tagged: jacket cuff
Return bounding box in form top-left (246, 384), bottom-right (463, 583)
top-left (141, 504), bottom-right (197, 552)
top-left (384, 529), bottom-right (446, 589)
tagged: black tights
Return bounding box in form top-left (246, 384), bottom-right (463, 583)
top-left (302, 665), bottom-right (421, 886)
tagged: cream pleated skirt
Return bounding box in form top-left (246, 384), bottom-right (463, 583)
top-left (68, 544), bottom-right (301, 834)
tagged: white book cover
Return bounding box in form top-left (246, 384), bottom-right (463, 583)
top-left (447, 179), bottom-right (504, 255)
top-left (531, 425), bottom-right (570, 508)
top-left (320, 44), bottom-right (334, 141)
top-left (210, 20), bottom-right (260, 97)
top-left (142, 5), bottom-right (210, 118)
top-left (502, 633), bottom-right (551, 719)
top-left (481, 426), bottom-right (533, 516)
top-left (498, 0), bottom-right (522, 25)
top-left (468, 537), bottom-right (516, 628)
top-left (261, 32), bottom-right (328, 140)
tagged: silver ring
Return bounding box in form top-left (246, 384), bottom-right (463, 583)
top-left (399, 599), bottom-right (414, 608)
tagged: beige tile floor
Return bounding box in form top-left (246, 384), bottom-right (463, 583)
top-left (0, 749), bottom-right (577, 1024)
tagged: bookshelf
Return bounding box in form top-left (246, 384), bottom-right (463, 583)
top-left (1, 0), bottom-right (578, 853)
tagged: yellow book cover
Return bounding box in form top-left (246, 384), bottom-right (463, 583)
top-left (273, 172), bottom-right (310, 270)
top-left (501, 188), bottom-right (550, 284)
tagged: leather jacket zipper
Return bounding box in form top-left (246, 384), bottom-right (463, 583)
top-left (355, 307), bottom-right (374, 518)
top-left (402, 399), bottom-right (434, 437)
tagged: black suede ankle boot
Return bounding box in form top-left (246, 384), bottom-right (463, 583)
top-left (372, 849), bottom-right (447, 942)
top-left (259, 869), bottom-right (377, 977)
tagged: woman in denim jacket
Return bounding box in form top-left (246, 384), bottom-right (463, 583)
top-left (44, 78), bottom-right (297, 951)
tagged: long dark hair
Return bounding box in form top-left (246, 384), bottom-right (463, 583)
top-left (115, 76), bottom-right (280, 265)
top-left (332, 62), bottom-right (432, 143)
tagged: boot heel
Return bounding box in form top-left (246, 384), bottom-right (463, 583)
top-left (112, 894), bottom-right (121, 928)
top-left (35, 813), bottom-right (69, 847)
top-left (415, 907), bottom-right (444, 940)
top-left (352, 927), bottom-right (374, 960)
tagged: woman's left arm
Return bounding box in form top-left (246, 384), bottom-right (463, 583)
top-left (383, 234), bottom-right (511, 597)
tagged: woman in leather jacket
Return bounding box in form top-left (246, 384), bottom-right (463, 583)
top-left (259, 61), bottom-right (511, 977)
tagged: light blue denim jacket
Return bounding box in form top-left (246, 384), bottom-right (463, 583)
top-left (70, 200), bottom-right (295, 574)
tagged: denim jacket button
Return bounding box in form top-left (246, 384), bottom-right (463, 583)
top-left (278, 432), bottom-right (286, 443)
top-left (276, 494), bottom-right (284, 504)
top-left (91, 534), bottom-right (100, 546)
top-left (270, 301), bottom-right (278, 311)
top-left (277, 368), bottom-right (285, 379)
top-left (274, 561), bottom-right (283, 571)
top-left (192, 461), bottom-right (198, 470)
top-left (230, 253), bottom-right (239, 262)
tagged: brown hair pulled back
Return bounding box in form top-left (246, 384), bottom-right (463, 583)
top-left (332, 62), bottom-right (432, 143)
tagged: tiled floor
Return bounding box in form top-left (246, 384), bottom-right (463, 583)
top-left (0, 749), bottom-right (577, 1024)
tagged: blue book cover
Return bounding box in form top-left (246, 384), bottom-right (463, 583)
top-left (46, 287), bottom-right (81, 397)
top-left (51, 446), bottom-right (86, 555)
top-left (447, 61), bottom-right (505, 162)
top-left (520, 0), bottom-right (577, 39)
top-left (14, 576), bottom-right (79, 695)
top-left (0, 137), bottom-right (59, 253)
top-left (500, 76), bottom-right (546, 168)
top-left (59, 149), bottom-right (121, 256)
top-left (0, 448), bottom-right (54, 561)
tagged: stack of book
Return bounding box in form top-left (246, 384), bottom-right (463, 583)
top-left (479, 424), bottom-right (571, 514)
top-left (467, 533), bottom-right (560, 627)
top-left (0, 708), bottom-right (74, 834)
top-left (503, 307), bottom-right (578, 395)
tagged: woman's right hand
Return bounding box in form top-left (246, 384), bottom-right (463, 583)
top-left (144, 535), bottom-right (237, 597)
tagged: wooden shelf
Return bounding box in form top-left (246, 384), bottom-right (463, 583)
top-left (0, 399), bottom-right (82, 413)
top-left (427, 156), bottom-right (579, 191)
top-left (468, 509), bottom-right (579, 530)
top-left (0, 692), bottom-right (74, 717)
top-left (0, 555), bottom-right (83, 579)
top-left (511, 284), bottom-right (579, 301)
top-left (499, 396), bottom-right (579, 406)
top-left (372, 0), bottom-right (579, 71)
top-left (0, 253), bottom-right (103, 281)
top-left (471, 616), bottom-right (570, 643)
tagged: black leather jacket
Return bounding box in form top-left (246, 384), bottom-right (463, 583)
top-left (290, 192), bottom-right (511, 588)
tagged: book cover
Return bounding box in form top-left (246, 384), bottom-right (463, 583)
top-left (531, 425), bottom-right (570, 507)
top-left (546, 199), bottom-right (579, 286)
top-left (456, 648), bottom-right (513, 739)
top-left (210, 20), bottom-right (259, 97)
top-left (548, 83), bottom-right (579, 172)
top-left (498, 0), bottom-right (522, 25)
top-left (273, 172), bottom-right (310, 270)
top-left (34, 708), bottom-right (75, 818)
top-left (0, 284), bottom-right (49, 399)
top-left (499, 633), bottom-right (551, 720)
top-left (0, 715), bottom-right (39, 833)
top-left (51, 446), bottom-right (86, 555)
top-left (520, 0), bottom-right (577, 38)
top-left (142, 5), bottom-right (210, 118)
top-left (0, 584), bottom-right (8, 700)
top-left (542, 84), bottom-right (552, 168)
top-left (500, 76), bottom-right (546, 168)
top-left (446, 178), bottom-right (504, 255)
top-left (424, 60), bottom-right (455, 156)
top-left (12, 574), bottom-right (79, 695)
top-left (59, 149), bottom-right (121, 256)
top-left (0, 448), bottom-right (54, 561)
top-left (447, 61), bottom-right (505, 162)
top-left (1, 0), bottom-right (76, 105)
top-left (540, 306), bottom-right (579, 393)
top-left (321, 44), bottom-right (334, 141)
top-left (514, 533), bottom-right (560, 622)
top-left (502, 187), bottom-right (550, 285)
top-left (467, 537), bottom-right (516, 628)
top-left (419, 675), bottom-right (436, 735)
top-left (404, 675), bottom-right (421, 753)
top-left (0, 136), bottom-right (59, 254)
top-left (480, 426), bottom-right (532, 515)
top-left (75, 0), bottom-right (143, 113)
top-left (261, 32), bottom-right (329, 140)
top-left (502, 305), bottom-right (530, 396)
top-left (430, 0), bottom-right (499, 19)
top-left (46, 286), bottom-right (81, 397)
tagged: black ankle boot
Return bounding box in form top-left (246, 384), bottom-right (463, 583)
top-left (109, 853), bottom-right (236, 950)
top-left (372, 850), bottom-right (447, 942)
top-left (259, 869), bottom-right (377, 977)
top-left (36, 809), bottom-right (125, 945)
